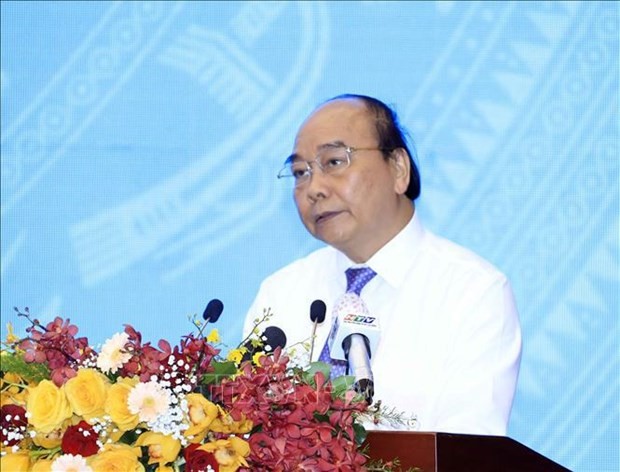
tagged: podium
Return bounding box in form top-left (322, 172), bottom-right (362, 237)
top-left (365, 431), bottom-right (571, 471)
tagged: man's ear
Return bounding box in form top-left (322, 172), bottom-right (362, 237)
top-left (390, 148), bottom-right (411, 195)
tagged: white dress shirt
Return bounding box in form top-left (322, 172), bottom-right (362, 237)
top-left (244, 212), bottom-right (522, 435)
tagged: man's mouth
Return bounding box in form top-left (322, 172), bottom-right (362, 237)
top-left (315, 211), bottom-right (341, 224)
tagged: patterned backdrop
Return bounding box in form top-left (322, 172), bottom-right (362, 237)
top-left (1, 2), bottom-right (617, 470)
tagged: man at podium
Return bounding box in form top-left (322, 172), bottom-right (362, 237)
top-left (244, 94), bottom-right (522, 436)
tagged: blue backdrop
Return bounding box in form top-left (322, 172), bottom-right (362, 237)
top-left (1, 2), bottom-right (618, 470)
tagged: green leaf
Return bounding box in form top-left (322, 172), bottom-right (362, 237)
top-left (118, 429), bottom-right (140, 445)
top-left (0, 351), bottom-right (50, 383)
top-left (201, 360), bottom-right (237, 385)
top-left (303, 361), bottom-right (331, 385)
top-left (313, 412), bottom-right (330, 423)
top-left (331, 375), bottom-right (355, 397)
top-left (353, 421), bottom-right (368, 446)
top-left (28, 445), bottom-right (61, 460)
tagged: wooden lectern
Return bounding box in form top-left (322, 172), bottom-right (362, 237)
top-left (365, 431), bottom-right (571, 471)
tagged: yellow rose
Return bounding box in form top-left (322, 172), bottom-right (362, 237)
top-left (0, 451), bottom-right (30, 471)
top-left (135, 431), bottom-right (181, 467)
top-left (27, 380), bottom-right (72, 433)
top-left (105, 377), bottom-right (140, 431)
top-left (200, 436), bottom-right (250, 472)
top-left (184, 393), bottom-right (219, 442)
top-left (31, 458), bottom-right (54, 472)
top-left (65, 368), bottom-right (110, 420)
top-left (89, 444), bottom-right (145, 472)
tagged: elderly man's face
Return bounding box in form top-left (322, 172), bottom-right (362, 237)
top-left (292, 99), bottom-right (412, 263)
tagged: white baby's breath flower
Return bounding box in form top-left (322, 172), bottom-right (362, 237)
top-left (96, 332), bottom-right (131, 374)
top-left (127, 381), bottom-right (171, 423)
top-left (51, 454), bottom-right (92, 472)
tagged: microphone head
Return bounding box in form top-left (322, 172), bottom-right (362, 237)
top-left (310, 299), bottom-right (327, 323)
top-left (241, 326), bottom-right (287, 363)
top-left (262, 326), bottom-right (287, 350)
top-left (202, 299), bottom-right (224, 323)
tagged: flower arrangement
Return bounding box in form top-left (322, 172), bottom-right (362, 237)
top-left (1, 307), bottom-right (416, 471)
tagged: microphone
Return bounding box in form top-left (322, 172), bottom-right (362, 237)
top-left (202, 299), bottom-right (224, 323)
top-left (327, 293), bottom-right (380, 404)
top-left (308, 300), bottom-right (326, 361)
top-left (241, 326), bottom-right (287, 363)
top-left (193, 298), bottom-right (225, 394)
top-left (343, 335), bottom-right (374, 404)
top-left (310, 299), bottom-right (327, 323)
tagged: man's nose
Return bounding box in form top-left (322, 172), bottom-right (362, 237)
top-left (304, 167), bottom-right (331, 202)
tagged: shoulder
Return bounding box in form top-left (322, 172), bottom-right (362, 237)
top-left (419, 228), bottom-right (508, 286)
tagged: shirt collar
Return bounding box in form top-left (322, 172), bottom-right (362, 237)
top-left (335, 211), bottom-right (425, 289)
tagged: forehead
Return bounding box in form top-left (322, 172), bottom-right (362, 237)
top-left (294, 99), bottom-right (376, 153)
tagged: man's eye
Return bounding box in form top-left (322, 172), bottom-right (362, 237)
top-left (323, 157), bottom-right (346, 168)
top-left (291, 167), bottom-right (310, 180)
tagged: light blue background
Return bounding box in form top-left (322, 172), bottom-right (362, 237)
top-left (1, 2), bottom-right (618, 470)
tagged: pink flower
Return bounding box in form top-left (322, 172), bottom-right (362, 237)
top-left (127, 381), bottom-right (171, 422)
top-left (51, 453), bottom-right (92, 472)
top-left (18, 317), bottom-right (94, 386)
top-left (96, 332), bottom-right (131, 374)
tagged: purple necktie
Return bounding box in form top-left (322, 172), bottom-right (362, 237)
top-left (318, 267), bottom-right (377, 378)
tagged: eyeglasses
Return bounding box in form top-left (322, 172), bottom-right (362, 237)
top-left (277, 145), bottom-right (385, 187)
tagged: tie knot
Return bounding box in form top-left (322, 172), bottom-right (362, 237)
top-left (345, 267), bottom-right (377, 295)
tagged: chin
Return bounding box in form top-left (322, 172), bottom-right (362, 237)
top-left (309, 222), bottom-right (354, 251)
top-left (317, 234), bottom-right (350, 253)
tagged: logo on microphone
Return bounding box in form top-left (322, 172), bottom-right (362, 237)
top-left (343, 313), bottom-right (377, 326)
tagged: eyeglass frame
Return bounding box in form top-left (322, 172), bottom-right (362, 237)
top-left (277, 144), bottom-right (391, 187)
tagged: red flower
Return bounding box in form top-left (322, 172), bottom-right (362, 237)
top-left (61, 420), bottom-right (99, 457)
top-left (18, 317), bottom-right (95, 386)
top-left (184, 443), bottom-right (220, 472)
top-left (117, 325), bottom-right (219, 387)
top-left (214, 348), bottom-right (368, 470)
top-left (0, 404), bottom-right (28, 447)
